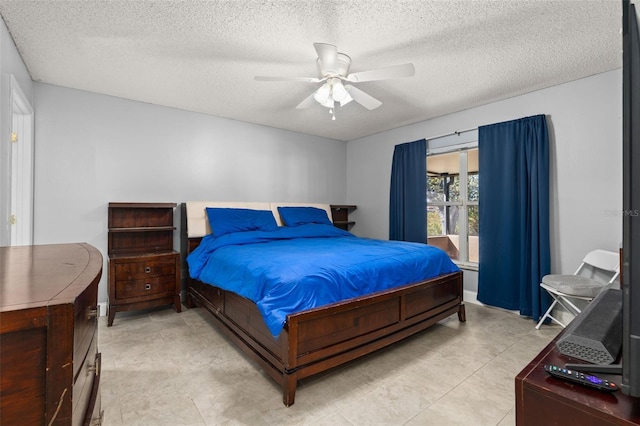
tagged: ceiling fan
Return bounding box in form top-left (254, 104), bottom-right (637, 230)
top-left (255, 43), bottom-right (415, 120)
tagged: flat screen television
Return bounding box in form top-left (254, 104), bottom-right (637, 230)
top-left (621, 0), bottom-right (640, 398)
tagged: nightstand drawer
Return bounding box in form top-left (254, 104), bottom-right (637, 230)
top-left (114, 255), bottom-right (176, 280)
top-left (115, 275), bottom-right (177, 299)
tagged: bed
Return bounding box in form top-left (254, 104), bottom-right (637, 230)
top-left (182, 201), bottom-right (465, 406)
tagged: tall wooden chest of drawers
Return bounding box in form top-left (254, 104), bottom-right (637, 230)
top-left (0, 243), bottom-right (103, 425)
top-left (107, 202), bottom-right (181, 326)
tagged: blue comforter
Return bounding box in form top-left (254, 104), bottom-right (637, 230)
top-left (187, 224), bottom-right (459, 337)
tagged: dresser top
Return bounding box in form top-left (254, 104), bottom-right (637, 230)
top-left (0, 243), bottom-right (103, 312)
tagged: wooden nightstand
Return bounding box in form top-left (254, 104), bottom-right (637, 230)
top-left (107, 202), bottom-right (181, 326)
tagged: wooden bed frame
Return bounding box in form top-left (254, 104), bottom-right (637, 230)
top-left (181, 202), bottom-right (465, 406)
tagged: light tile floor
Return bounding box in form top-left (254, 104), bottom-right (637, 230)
top-left (99, 303), bottom-right (560, 426)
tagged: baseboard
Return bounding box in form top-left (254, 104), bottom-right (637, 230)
top-left (463, 290), bottom-right (482, 305)
top-left (463, 290), bottom-right (522, 316)
top-left (98, 302), bottom-right (108, 317)
top-left (465, 289), bottom-right (573, 323)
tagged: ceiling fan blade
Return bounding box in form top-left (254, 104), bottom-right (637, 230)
top-left (314, 43), bottom-right (338, 74)
top-left (345, 63), bottom-right (415, 83)
top-left (345, 85), bottom-right (382, 110)
top-left (255, 76), bottom-right (321, 83)
top-left (296, 91), bottom-right (318, 109)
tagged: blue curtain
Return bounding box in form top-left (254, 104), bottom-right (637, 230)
top-left (389, 139), bottom-right (427, 242)
top-left (477, 115), bottom-right (551, 320)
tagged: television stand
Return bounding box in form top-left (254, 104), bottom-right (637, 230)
top-left (515, 331), bottom-right (640, 425)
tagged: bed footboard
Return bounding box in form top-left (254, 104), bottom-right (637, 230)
top-left (187, 270), bottom-right (464, 406)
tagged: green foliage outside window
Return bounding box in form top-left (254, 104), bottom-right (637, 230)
top-left (427, 173), bottom-right (479, 236)
top-left (427, 210), bottom-right (443, 236)
top-left (468, 174), bottom-right (479, 235)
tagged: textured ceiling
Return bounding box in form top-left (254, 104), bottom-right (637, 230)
top-left (0, 1), bottom-right (622, 141)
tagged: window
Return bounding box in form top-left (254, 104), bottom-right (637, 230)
top-left (427, 148), bottom-right (478, 266)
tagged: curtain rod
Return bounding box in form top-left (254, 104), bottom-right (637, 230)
top-left (425, 126), bottom-right (477, 142)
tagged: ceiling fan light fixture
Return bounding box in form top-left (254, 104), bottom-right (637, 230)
top-left (332, 79), bottom-right (348, 102)
top-left (314, 83), bottom-right (331, 104)
top-left (313, 78), bottom-right (351, 111)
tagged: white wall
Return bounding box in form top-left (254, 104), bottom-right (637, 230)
top-left (0, 18), bottom-right (34, 246)
top-left (347, 70), bottom-right (623, 296)
top-left (33, 83), bottom-right (347, 304)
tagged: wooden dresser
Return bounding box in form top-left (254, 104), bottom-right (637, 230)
top-left (107, 202), bottom-right (181, 326)
top-left (516, 330), bottom-right (640, 425)
top-left (0, 243), bottom-right (103, 425)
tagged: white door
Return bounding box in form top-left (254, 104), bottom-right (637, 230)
top-left (9, 75), bottom-right (34, 246)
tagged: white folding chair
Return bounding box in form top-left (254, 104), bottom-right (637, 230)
top-left (535, 249), bottom-right (620, 329)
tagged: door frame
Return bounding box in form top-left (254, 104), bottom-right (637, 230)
top-left (9, 74), bottom-right (35, 246)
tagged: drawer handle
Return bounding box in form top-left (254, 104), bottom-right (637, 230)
top-left (87, 308), bottom-right (98, 319)
top-left (144, 283), bottom-right (152, 290)
top-left (87, 354), bottom-right (100, 377)
top-left (145, 266), bottom-right (151, 273)
top-left (90, 410), bottom-right (104, 426)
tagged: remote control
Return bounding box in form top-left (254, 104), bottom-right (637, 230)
top-left (544, 364), bottom-right (618, 392)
